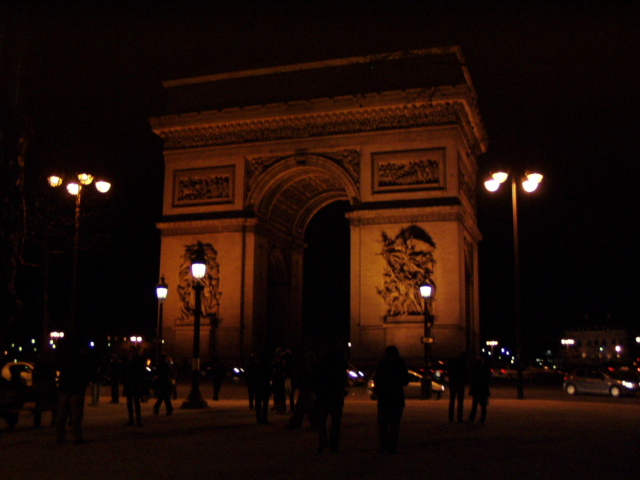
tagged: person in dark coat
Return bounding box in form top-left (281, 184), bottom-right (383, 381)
top-left (107, 354), bottom-right (122, 404)
top-left (467, 357), bottom-right (491, 424)
top-left (270, 349), bottom-right (287, 414)
top-left (32, 355), bottom-right (59, 428)
top-left (447, 352), bottom-right (470, 423)
top-left (312, 345), bottom-right (348, 453)
top-left (244, 353), bottom-right (258, 410)
top-left (253, 352), bottom-right (272, 424)
top-left (55, 339), bottom-right (91, 443)
top-left (121, 346), bottom-right (146, 427)
top-left (152, 354), bottom-right (174, 415)
top-left (372, 345), bottom-right (410, 453)
top-left (209, 357), bottom-right (226, 401)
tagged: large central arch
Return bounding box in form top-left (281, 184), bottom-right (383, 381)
top-left (152, 48), bottom-right (487, 365)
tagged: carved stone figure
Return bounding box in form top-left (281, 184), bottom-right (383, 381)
top-left (177, 243), bottom-right (222, 325)
top-left (377, 225), bottom-right (436, 317)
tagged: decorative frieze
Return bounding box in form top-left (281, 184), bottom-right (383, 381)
top-left (157, 103), bottom-right (468, 150)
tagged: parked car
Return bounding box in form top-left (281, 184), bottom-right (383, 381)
top-left (367, 369), bottom-right (445, 400)
top-left (563, 368), bottom-right (640, 397)
top-left (1, 361), bottom-right (34, 387)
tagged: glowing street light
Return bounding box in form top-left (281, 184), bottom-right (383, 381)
top-left (420, 283), bottom-right (435, 399)
top-left (156, 275), bottom-right (169, 359)
top-left (485, 168), bottom-right (543, 400)
top-left (48, 172), bottom-right (111, 333)
top-left (561, 338), bottom-right (575, 351)
top-left (182, 242), bottom-right (209, 409)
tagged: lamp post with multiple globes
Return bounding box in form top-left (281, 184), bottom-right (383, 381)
top-left (47, 173), bottom-right (111, 334)
top-left (484, 169), bottom-right (543, 400)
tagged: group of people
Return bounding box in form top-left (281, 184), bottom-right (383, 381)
top-left (447, 352), bottom-right (492, 424)
top-left (3, 341), bottom-right (491, 454)
top-left (0, 339), bottom-right (179, 444)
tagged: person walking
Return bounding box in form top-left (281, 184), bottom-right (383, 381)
top-left (270, 349), bottom-right (287, 414)
top-left (253, 352), bottom-right (272, 425)
top-left (55, 338), bottom-right (90, 444)
top-left (447, 352), bottom-right (470, 423)
top-left (468, 357), bottom-right (491, 424)
top-left (152, 354), bottom-right (174, 416)
top-left (209, 357), bottom-right (226, 401)
top-left (312, 345), bottom-right (348, 453)
top-left (107, 354), bottom-right (122, 404)
top-left (121, 346), bottom-right (146, 427)
top-left (32, 355), bottom-right (59, 428)
top-left (372, 345), bottom-right (410, 454)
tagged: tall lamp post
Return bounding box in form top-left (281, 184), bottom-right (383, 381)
top-left (182, 243), bottom-right (208, 409)
top-left (48, 173), bottom-right (111, 334)
top-left (485, 169), bottom-right (543, 399)
top-left (155, 275), bottom-right (168, 360)
top-left (420, 283), bottom-right (434, 399)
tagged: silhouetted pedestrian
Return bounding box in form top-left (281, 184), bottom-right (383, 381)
top-left (253, 352), bottom-right (272, 424)
top-left (372, 345), bottom-right (409, 453)
top-left (122, 346), bottom-right (146, 427)
top-left (209, 357), bottom-right (226, 401)
top-left (107, 354), bottom-right (122, 404)
top-left (312, 345), bottom-right (348, 453)
top-left (152, 354), bottom-right (174, 416)
top-left (32, 355), bottom-right (59, 428)
top-left (271, 349), bottom-right (287, 414)
top-left (447, 352), bottom-right (470, 423)
top-left (286, 349), bottom-right (317, 429)
top-left (245, 353), bottom-right (258, 410)
top-left (468, 357), bottom-right (491, 424)
top-left (88, 350), bottom-right (105, 406)
top-left (55, 338), bottom-right (90, 443)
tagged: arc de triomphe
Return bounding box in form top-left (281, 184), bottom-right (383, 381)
top-left (151, 48), bottom-right (487, 366)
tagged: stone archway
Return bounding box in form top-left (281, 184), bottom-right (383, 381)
top-left (152, 48), bottom-right (486, 365)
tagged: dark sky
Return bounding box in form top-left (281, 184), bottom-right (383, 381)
top-left (6, 1), bottom-right (640, 354)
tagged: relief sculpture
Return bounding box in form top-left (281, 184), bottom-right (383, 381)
top-left (177, 242), bottom-right (222, 325)
top-left (377, 225), bottom-right (436, 317)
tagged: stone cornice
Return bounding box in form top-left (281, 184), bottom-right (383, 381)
top-left (157, 218), bottom-right (255, 236)
top-left (346, 205), bottom-right (481, 242)
top-left (152, 89), bottom-right (486, 154)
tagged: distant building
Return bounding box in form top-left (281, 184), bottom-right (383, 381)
top-left (564, 327), bottom-right (630, 363)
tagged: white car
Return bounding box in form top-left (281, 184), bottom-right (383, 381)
top-left (1, 361), bottom-right (34, 387)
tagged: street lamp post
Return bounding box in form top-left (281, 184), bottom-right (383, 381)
top-left (485, 169), bottom-right (543, 400)
top-left (420, 283), bottom-right (434, 399)
top-left (155, 275), bottom-right (168, 361)
top-left (182, 243), bottom-right (208, 409)
top-left (486, 340), bottom-right (498, 366)
top-left (48, 173), bottom-right (111, 334)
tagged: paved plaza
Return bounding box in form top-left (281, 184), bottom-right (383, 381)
top-left (1, 382), bottom-right (638, 480)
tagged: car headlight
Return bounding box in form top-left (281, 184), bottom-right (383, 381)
top-left (622, 381), bottom-right (637, 389)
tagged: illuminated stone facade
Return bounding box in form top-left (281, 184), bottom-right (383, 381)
top-left (151, 48), bottom-right (487, 365)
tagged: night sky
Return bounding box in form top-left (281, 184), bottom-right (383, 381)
top-left (4, 1), bottom-right (639, 356)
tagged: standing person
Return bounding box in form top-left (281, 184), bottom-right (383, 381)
top-left (32, 355), bottom-right (59, 428)
top-left (468, 357), bottom-right (491, 424)
top-left (372, 345), bottom-right (409, 454)
top-left (244, 353), bottom-right (258, 410)
top-left (271, 349), bottom-right (287, 414)
top-left (253, 352), bottom-right (272, 425)
top-left (209, 357), bottom-right (226, 401)
top-left (107, 354), bottom-right (122, 404)
top-left (121, 346), bottom-right (146, 427)
top-left (312, 345), bottom-right (348, 453)
top-left (55, 338), bottom-right (90, 444)
top-left (88, 351), bottom-right (105, 407)
top-left (152, 354), bottom-right (174, 416)
top-left (447, 352), bottom-right (470, 423)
